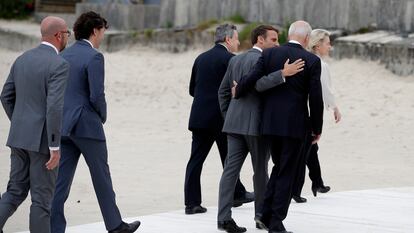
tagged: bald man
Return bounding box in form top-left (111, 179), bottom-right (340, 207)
top-left (0, 16), bottom-right (70, 233)
top-left (234, 21), bottom-right (323, 233)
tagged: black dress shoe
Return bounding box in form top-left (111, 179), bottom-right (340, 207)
top-left (233, 191), bottom-right (254, 207)
top-left (292, 195), bottom-right (307, 203)
top-left (256, 222), bottom-right (266, 230)
top-left (254, 215), bottom-right (268, 231)
top-left (218, 219), bottom-right (247, 233)
top-left (185, 205), bottom-right (207, 214)
top-left (108, 221), bottom-right (140, 233)
top-left (312, 185), bottom-right (331, 197)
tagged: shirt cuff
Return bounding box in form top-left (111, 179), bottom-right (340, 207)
top-left (49, 147), bottom-right (59, 151)
top-left (281, 74), bottom-right (286, 82)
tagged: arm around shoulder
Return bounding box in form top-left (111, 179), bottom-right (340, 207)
top-left (255, 70), bottom-right (284, 92)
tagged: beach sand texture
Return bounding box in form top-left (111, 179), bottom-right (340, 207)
top-left (0, 46), bottom-right (413, 232)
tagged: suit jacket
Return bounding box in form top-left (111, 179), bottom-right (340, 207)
top-left (0, 44), bottom-right (69, 154)
top-left (218, 48), bottom-right (285, 136)
top-left (235, 42), bottom-right (324, 139)
top-left (188, 44), bottom-right (233, 132)
top-left (60, 40), bottom-right (107, 141)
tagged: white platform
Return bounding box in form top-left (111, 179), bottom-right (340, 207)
top-left (18, 187), bottom-right (414, 233)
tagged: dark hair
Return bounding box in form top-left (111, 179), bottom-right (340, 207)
top-left (73, 11), bottom-right (108, 40)
top-left (251, 25), bottom-right (279, 45)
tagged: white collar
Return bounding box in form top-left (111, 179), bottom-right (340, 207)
top-left (218, 43), bottom-right (229, 52)
top-left (41, 41), bottom-right (59, 54)
top-left (82, 39), bottom-right (94, 48)
top-left (289, 40), bottom-right (301, 45)
top-left (252, 46), bottom-right (263, 53)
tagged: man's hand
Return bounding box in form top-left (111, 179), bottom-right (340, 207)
top-left (231, 80), bottom-right (238, 98)
top-left (281, 59), bottom-right (305, 77)
top-left (334, 107), bottom-right (342, 123)
top-left (46, 150), bottom-right (61, 170)
top-left (312, 134), bottom-right (321, 144)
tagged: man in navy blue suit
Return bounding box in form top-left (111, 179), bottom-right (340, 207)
top-left (50, 12), bottom-right (140, 233)
top-left (184, 24), bottom-right (253, 215)
top-left (234, 21), bottom-right (324, 233)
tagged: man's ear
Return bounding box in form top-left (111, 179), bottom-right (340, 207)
top-left (225, 36), bottom-right (231, 44)
top-left (258, 35), bottom-right (265, 44)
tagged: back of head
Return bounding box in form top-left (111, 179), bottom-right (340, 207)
top-left (250, 24), bottom-right (279, 45)
top-left (214, 23), bottom-right (237, 44)
top-left (307, 29), bottom-right (330, 53)
top-left (288, 20), bottom-right (312, 44)
top-left (73, 11), bottom-right (108, 40)
top-left (40, 16), bottom-right (67, 39)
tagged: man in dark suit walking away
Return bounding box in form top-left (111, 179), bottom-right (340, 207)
top-left (217, 25), bottom-right (305, 233)
top-left (185, 24), bottom-right (253, 215)
top-left (234, 21), bottom-right (324, 233)
top-left (0, 16), bottom-right (70, 233)
top-left (50, 12), bottom-right (140, 233)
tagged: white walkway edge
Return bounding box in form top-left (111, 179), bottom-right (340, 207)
top-left (18, 187), bottom-right (414, 233)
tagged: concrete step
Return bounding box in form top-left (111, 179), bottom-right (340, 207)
top-left (17, 187), bottom-right (414, 233)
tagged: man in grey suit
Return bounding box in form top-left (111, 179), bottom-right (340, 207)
top-left (217, 25), bottom-right (305, 232)
top-left (0, 16), bottom-right (70, 233)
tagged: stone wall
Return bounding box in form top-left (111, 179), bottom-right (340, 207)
top-left (76, 3), bottom-right (160, 30)
top-left (159, 0), bottom-right (414, 32)
top-left (332, 31), bottom-right (414, 76)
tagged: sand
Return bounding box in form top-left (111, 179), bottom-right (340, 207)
top-left (0, 46), bottom-right (413, 232)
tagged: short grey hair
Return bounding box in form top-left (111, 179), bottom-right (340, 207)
top-left (215, 24), bottom-right (237, 44)
top-left (288, 21), bottom-right (312, 38)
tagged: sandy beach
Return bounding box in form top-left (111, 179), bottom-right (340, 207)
top-left (0, 45), bottom-right (413, 232)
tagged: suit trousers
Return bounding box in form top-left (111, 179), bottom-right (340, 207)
top-left (0, 148), bottom-right (57, 233)
top-left (51, 136), bottom-right (122, 233)
top-left (260, 136), bottom-right (303, 232)
top-left (293, 133), bottom-right (324, 197)
top-left (184, 130), bottom-right (247, 207)
top-left (217, 134), bottom-right (269, 222)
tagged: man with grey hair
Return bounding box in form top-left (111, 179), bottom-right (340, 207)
top-left (0, 16), bottom-right (70, 233)
top-left (233, 20), bottom-right (324, 233)
top-left (185, 23), bottom-right (254, 215)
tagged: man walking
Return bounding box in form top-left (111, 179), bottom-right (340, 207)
top-left (217, 25), bottom-right (304, 232)
top-left (234, 21), bottom-right (324, 233)
top-left (0, 16), bottom-right (70, 233)
top-left (50, 12), bottom-right (140, 233)
top-left (185, 24), bottom-right (253, 215)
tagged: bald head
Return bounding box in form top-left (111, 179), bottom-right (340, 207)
top-left (40, 16), bottom-right (69, 52)
top-left (41, 16), bottom-right (67, 38)
top-left (288, 20), bottom-right (312, 47)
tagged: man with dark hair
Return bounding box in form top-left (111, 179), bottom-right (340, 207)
top-left (0, 16), bottom-right (69, 233)
top-left (217, 25), bottom-right (304, 232)
top-left (50, 11), bottom-right (140, 233)
top-left (184, 23), bottom-right (253, 215)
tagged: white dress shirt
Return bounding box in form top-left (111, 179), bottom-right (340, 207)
top-left (289, 40), bottom-right (302, 46)
top-left (83, 39), bottom-right (94, 48)
top-left (319, 58), bottom-right (337, 110)
top-left (252, 45), bottom-right (263, 53)
top-left (218, 43), bottom-right (229, 52)
top-left (41, 41), bottom-right (59, 54)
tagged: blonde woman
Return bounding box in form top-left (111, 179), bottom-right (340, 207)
top-left (293, 29), bottom-right (341, 203)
